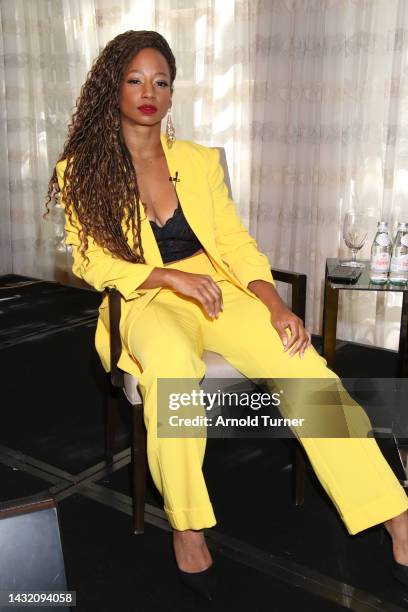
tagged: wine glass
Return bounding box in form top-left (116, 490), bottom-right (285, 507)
top-left (341, 212), bottom-right (367, 267)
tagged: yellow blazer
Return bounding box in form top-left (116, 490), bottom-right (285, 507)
top-left (56, 132), bottom-right (275, 378)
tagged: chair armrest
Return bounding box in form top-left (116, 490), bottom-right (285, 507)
top-left (270, 267), bottom-right (307, 322)
top-left (107, 288), bottom-right (124, 388)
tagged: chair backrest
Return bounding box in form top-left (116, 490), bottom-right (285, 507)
top-left (213, 148), bottom-right (306, 323)
top-left (214, 147), bottom-right (233, 198)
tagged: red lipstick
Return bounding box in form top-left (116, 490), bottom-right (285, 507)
top-left (138, 105), bottom-right (157, 115)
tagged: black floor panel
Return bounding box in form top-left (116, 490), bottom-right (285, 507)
top-left (59, 495), bottom-right (346, 612)
top-left (0, 463), bottom-right (52, 502)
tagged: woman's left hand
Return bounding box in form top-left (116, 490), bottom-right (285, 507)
top-left (246, 280), bottom-right (312, 358)
top-left (269, 304), bottom-right (311, 358)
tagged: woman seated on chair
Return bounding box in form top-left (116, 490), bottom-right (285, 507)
top-left (46, 30), bottom-right (408, 600)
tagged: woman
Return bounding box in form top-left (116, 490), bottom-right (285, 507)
top-left (46, 30), bottom-right (408, 600)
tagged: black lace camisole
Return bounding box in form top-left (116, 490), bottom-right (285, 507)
top-left (149, 199), bottom-right (204, 264)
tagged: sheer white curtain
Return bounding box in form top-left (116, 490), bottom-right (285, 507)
top-left (1, 0), bottom-right (93, 280)
top-left (252, 0), bottom-right (408, 349)
top-left (2, 0), bottom-right (407, 349)
top-left (0, 0), bottom-right (256, 282)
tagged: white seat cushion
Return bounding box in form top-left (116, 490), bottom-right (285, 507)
top-left (123, 350), bottom-right (253, 405)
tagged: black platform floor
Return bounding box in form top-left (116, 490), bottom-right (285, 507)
top-left (1, 274), bottom-right (407, 611)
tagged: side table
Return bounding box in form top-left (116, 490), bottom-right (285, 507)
top-left (322, 258), bottom-right (408, 378)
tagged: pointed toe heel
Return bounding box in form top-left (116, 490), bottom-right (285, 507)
top-left (392, 560), bottom-right (408, 589)
top-left (178, 563), bottom-right (217, 601)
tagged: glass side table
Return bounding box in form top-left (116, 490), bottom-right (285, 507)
top-left (322, 258), bottom-right (408, 377)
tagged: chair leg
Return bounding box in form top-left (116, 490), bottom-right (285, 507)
top-left (293, 442), bottom-right (306, 506)
top-left (105, 376), bottom-right (119, 462)
top-left (131, 402), bottom-right (147, 535)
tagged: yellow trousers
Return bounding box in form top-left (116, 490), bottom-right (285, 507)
top-left (120, 252), bottom-right (408, 533)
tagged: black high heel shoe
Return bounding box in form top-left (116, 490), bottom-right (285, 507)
top-left (382, 524), bottom-right (408, 590)
top-left (392, 559), bottom-right (408, 589)
top-left (177, 563), bottom-right (217, 601)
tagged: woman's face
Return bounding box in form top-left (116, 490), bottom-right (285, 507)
top-left (118, 47), bottom-right (172, 128)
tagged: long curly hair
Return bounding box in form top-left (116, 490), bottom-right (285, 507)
top-left (45, 30), bottom-right (176, 263)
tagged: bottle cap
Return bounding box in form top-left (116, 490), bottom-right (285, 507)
top-left (396, 222), bottom-right (408, 231)
top-left (378, 220), bottom-right (388, 229)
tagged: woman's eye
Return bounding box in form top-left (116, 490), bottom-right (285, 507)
top-left (126, 78), bottom-right (168, 87)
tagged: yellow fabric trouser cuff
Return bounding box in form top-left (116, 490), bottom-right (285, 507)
top-left (341, 491), bottom-right (408, 535)
top-left (164, 504), bottom-right (217, 531)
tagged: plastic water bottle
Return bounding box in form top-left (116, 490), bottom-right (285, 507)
top-left (389, 222), bottom-right (408, 285)
top-left (370, 221), bottom-right (392, 284)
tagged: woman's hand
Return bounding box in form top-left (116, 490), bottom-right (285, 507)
top-left (166, 269), bottom-right (224, 318)
top-left (247, 279), bottom-right (311, 358)
top-left (269, 303), bottom-right (311, 358)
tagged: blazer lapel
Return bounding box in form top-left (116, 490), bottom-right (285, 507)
top-left (139, 214), bottom-right (163, 267)
top-left (159, 133), bottom-right (222, 266)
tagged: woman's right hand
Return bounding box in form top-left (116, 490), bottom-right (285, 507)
top-left (165, 269), bottom-right (224, 318)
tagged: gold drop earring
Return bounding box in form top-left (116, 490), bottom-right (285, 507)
top-left (166, 109), bottom-right (176, 148)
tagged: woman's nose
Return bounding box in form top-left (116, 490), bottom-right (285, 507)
top-left (141, 81), bottom-right (154, 98)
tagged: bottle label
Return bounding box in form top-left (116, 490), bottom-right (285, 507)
top-left (371, 253), bottom-right (390, 272)
top-left (401, 234), bottom-right (408, 247)
top-left (376, 233), bottom-right (391, 246)
top-left (390, 254), bottom-right (408, 272)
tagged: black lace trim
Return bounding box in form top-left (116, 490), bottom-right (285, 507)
top-left (149, 201), bottom-right (203, 263)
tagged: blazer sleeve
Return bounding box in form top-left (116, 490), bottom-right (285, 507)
top-left (207, 147), bottom-right (275, 289)
top-left (56, 160), bottom-right (155, 300)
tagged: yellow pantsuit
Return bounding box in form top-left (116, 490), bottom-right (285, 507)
top-left (56, 133), bottom-right (408, 535)
top-left (120, 251), bottom-right (408, 533)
